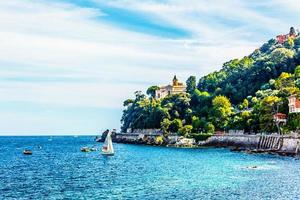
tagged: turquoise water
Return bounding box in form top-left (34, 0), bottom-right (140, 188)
top-left (1, 136), bottom-right (300, 200)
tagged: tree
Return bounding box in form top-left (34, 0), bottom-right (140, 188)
top-left (161, 93), bottom-right (191, 120)
top-left (295, 65), bottom-right (300, 78)
top-left (269, 48), bottom-right (294, 64)
top-left (123, 99), bottom-right (134, 107)
top-left (287, 113), bottom-right (300, 131)
top-left (186, 76), bottom-right (196, 94)
top-left (161, 118), bottom-right (171, 134)
top-left (257, 96), bottom-right (282, 132)
top-left (134, 91), bottom-right (146, 100)
top-left (211, 95), bottom-right (232, 130)
top-left (191, 89), bottom-right (211, 117)
top-left (242, 99), bottom-right (249, 109)
top-left (205, 123), bottom-right (215, 133)
top-left (155, 136), bottom-right (164, 145)
top-left (286, 37), bottom-right (294, 49)
top-left (146, 86), bottom-right (160, 98)
top-left (230, 111), bottom-right (253, 132)
top-left (169, 119), bottom-right (183, 133)
top-left (179, 125), bottom-right (193, 137)
top-left (296, 79), bottom-right (300, 88)
top-left (192, 116), bottom-right (206, 133)
top-left (275, 72), bottom-right (298, 96)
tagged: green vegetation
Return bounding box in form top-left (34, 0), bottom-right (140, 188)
top-left (121, 32), bottom-right (300, 139)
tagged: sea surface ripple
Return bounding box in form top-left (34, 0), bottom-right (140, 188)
top-left (1, 136), bottom-right (300, 200)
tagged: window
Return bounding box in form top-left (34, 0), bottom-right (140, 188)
top-left (290, 105), bottom-right (295, 112)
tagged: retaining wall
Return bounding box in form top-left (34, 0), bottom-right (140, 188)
top-left (204, 134), bottom-right (300, 155)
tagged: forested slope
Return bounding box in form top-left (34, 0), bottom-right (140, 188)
top-left (121, 28), bottom-right (300, 135)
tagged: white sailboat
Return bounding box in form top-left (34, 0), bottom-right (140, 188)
top-left (101, 131), bottom-right (114, 156)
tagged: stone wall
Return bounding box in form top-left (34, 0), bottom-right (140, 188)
top-left (113, 133), bottom-right (161, 145)
top-left (280, 137), bottom-right (300, 153)
top-left (204, 134), bottom-right (260, 149)
top-left (203, 134), bottom-right (300, 155)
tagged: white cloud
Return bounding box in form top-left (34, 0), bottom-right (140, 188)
top-left (100, 0), bottom-right (287, 40)
top-left (0, 0), bottom-right (260, 111)
top-left (2, 0), bottom-right (297, 133)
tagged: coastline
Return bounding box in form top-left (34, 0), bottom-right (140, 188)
top-left (97, 131), bottom-right (300, 157)
top-left (202, 134), bottom-right (300, 156)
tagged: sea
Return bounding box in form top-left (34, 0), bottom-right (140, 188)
top-left (1, 136), bottom-right (300, 200)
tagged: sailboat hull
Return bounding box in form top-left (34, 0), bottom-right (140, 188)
top-left (101, 152), bottom-right (114, 156)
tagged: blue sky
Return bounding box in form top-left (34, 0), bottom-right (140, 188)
top-left (0, 0), bottom-right (300, 135)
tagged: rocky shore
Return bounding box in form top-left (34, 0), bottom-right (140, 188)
top-left (97, 130), bottom-right (300, 156)
top-left (96, 130), bottom-right (196, 147)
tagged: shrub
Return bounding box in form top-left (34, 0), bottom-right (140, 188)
top-left (205, 123), bottom-right (215, 133)
top-left (189, 133), bottom-right (213, 142)
top-left (169, 119), bottom-right (183, 133)
top-left (287, 113), bottom-right (300, 131)
top-left (155, 136), bottom-right (164, 145)
top-left (179, 125), bottom-right (193, 137)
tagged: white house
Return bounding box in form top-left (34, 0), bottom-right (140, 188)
top-left (288, 95), bottom-right (300, 113)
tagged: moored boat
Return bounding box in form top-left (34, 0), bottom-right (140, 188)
top-left (80, 147), bottom-right (90, 152)
top-left (90, 147), bottom-right (97, 151)
top-left (23, 150), bottom-right (32, 155)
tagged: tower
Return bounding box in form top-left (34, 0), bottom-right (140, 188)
top-left (172, 75), bottom-right (178, 86)
top-left (289, 27), bottom-right (296, 37)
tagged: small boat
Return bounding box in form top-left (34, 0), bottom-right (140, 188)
top-left (246, 165), bottom-right (258, 169)
top-left (90, 147), bottom-right (97, 151)
top-left (80, 147), bottom-right (90, 152)
top-left (23, 150), bottom-right (32, 155)
top-left (101, 131), bottom-right (114, 156)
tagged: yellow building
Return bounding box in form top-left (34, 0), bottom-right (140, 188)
top-left (155, 75), bottom-right (186, 99)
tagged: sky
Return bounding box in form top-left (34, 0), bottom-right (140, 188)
top-left (0, 0), bottom-right (300, 135)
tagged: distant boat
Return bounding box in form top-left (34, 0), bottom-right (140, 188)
top-left (80, 147), bottom-right (90, 152)
top-left (90, 147), bottom-right (97, 151)
top-left (23, 150), bottom-right (32, 155)
top-left (101, 131), bottom-right (114, 156)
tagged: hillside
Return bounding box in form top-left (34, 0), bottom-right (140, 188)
top-left (198, 28), bottom-right (300, 104)
top-left (121, 27), bottom-right (300, 135)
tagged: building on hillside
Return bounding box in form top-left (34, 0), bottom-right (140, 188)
top-left (276, 34), bottom-right (288, 44)
top-left (276, 27), bottom-right (299, 44)
top-left (155, 75), bottom-right (186, 99)
top-left (273, 113), bottom-right (287, 123)
top-left (273, 113), bottom-right (287, 135)
top-left (288, 95), bottom-right (300, 113)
